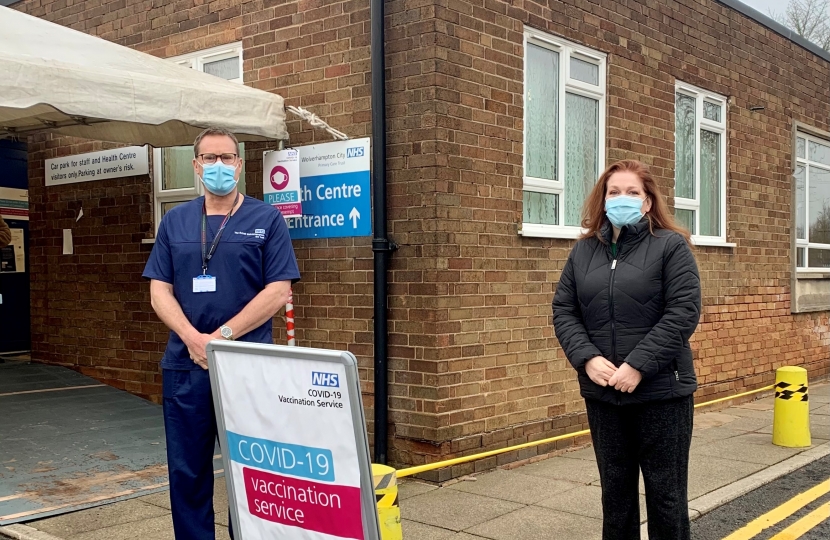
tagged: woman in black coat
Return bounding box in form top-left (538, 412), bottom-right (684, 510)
top-left (553, 159), bottom-right (701, 540)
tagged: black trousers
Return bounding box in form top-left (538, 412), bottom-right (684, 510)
top-left (585, 395), bottom-right (694, 540)
top-left (163, 369), bottom-right (235, 540)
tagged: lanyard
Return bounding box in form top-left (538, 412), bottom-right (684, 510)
top-left (201, 193), bottom-right (239, 275)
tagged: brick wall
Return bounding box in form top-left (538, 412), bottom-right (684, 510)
top-left (15, 0), bottom-right (830, 474)
top-left (384, 0), bottom-right (830, 474)
top-left (25, 135), bottom-right (161, 397)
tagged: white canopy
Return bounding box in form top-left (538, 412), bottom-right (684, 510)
top-left (0, 6), bottom-right (288, 147)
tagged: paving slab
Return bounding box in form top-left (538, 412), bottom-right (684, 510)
top-left (400, 488), bottom-right (523, 531)
top-left (464, 505), bottom-right (602, 540)
top-left (687, 456), bottom-right (765, 499)
top-left (212, 481), bottom-right (228, 511)
top-left (135, 491), bottom-right (171, 511)
top-left (692, 425), bottom-right (752, 441)
top-left (61, 515), bottom-right (174, 540)
top-left (734, 400), bottom-right (774, 411)
top-left (399, 480), bottom-right (438, 501)
top-left (723, 407), bottom-right (774, 420)
top-left (21, 500), bottom-right (168, 538)
top-left (719, 415), bottom-right (776, 432)
top-left (534, 484), bottom-right (647, 523)
top-left (401, 519), bottom-right (455, 540)
top-left (693, 433), bottom-right (804, 466)
top-left (557, 447), bottom-right (596, 461)
top-left (752, 423), bottom-right (830, 442)
top-left (445, 469), bottom-right (581, 505)
top-left (694, 412), bottom-right (742, 429)
top-left (510, 456), bottom-right (600, 484)
top-left (809, 400), bottom-right (825, 412)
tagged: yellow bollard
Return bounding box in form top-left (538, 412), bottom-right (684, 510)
top-left (772, 366), bottom-right (811, 448)
top-left (372, 464), bottom-right (402, 540)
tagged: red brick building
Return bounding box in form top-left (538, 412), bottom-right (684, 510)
top-left (6, 0), bottom-right (830, 475)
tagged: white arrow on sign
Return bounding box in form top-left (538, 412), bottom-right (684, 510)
top-left (349, 207), bottom-right (360, 228)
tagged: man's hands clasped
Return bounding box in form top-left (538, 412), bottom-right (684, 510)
top-left (585, 356), bottom-right (643, 393)
top-left (184, 330), bottom-right (222, 370)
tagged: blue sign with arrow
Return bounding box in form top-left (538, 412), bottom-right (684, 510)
top-left (286, 138), bottom-right (372, 240)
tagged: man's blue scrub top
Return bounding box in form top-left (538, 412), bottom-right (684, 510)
top-left (143, 195), bottom-right (301, 370)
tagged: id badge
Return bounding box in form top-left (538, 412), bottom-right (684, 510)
top-left (193, 274), bottom-right (217, 293)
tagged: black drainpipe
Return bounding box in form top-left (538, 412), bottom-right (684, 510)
top-left (371, 0), bottom-right (396, 464)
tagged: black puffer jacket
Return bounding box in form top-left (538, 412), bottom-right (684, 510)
top-left (552, 219), bottom-right (701, 405)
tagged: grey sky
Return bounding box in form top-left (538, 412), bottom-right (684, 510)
top-left (736, 0), bottom-right (791, 18)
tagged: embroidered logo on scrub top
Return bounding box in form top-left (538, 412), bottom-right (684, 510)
top-left (234, 229), bottom-right (266, 240)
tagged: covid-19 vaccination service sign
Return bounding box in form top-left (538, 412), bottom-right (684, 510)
top-left (207, 342), bottom-right (380, 540)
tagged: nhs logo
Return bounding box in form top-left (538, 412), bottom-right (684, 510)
top-left (346, 146), bottom-right (364, 158)
top-left (311, 372), bottom-right (340, 387)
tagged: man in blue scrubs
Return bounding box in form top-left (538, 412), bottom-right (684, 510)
top-left (143, 127), bottom-right (300, 539)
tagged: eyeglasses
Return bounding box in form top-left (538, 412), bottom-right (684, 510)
top-left (197, 153), bottom-right (238, 165)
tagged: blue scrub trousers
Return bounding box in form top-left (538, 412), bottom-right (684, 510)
top-left (163, 368), bottom-right (234, 540)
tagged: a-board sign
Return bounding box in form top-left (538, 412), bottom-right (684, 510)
top-left (207, 341), bottom-right (381, 540)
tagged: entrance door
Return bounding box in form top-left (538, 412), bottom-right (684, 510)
top-left (0, 139), bottom-right (30, 353)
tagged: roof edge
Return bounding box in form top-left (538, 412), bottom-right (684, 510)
top-left (717, 0), bottom-right (830, 63)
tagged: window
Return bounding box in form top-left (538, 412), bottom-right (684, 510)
top-left (521, 28), bottom-right (606, 238)
top-left (795, 131), bottom-right (830, 270)
top-left (674, 83), bottom-right (728, 244)
top-left (153, 43), bottom-right (246, 231)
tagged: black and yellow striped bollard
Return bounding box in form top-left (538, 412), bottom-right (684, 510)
top-left (372, 464), bottom-right (402, 540)
top-left (772, 366), bottom-right (811, 448)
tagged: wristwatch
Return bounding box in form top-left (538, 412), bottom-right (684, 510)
top-left (219, 325), bottom-right (234, 340)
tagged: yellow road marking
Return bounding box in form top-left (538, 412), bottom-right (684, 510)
top-left (722, 479), bottom-right (830, 540)
top-left (769, 502), bottom-right (830, 540)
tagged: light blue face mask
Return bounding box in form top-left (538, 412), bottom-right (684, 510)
top-left (200, 162), bottom-right (238, 196)
top-left (605, 195), bottom-right (645, 228)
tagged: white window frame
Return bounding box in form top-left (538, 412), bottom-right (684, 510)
top-left (172, 43), bottom-right (244, 83)
top-left (795, 129), bottom-right (830, 272)
top-left (674, 82), bottom-right (729, 246)
top-left (153, 43), bottom-right (243, 232)
top-left (520, 28), bottom-right (607, 239)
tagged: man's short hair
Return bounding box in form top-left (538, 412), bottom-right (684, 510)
top-left (193, 127), bottom-right (240, 157)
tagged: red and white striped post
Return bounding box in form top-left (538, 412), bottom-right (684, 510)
top-left (285, 288), bottom-right (296, 346)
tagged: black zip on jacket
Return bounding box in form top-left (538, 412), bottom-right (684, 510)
top-left (552, 218), bottom-right (701, 405)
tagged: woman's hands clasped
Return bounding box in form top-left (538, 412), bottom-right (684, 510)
top-left (585, 356), bottom-right (643, 393)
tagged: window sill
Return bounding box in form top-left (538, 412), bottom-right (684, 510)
top-left (691, 237), bottom-right (736, 248)
top-left (519, 224), bottom-right (584, 239)
top-left (795, 270), bottom-right (830, 279)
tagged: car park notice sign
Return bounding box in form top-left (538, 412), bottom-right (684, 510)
top-left (208, 342), bottom-right (380, 540)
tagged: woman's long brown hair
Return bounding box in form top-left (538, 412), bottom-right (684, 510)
top-left (580, 159), bottom-right (691, 245)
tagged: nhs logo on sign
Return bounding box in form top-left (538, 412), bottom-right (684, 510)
top-left (311, 372), bottom-right (340, 387)
top-left (346, 146), bottom-right (364, 158)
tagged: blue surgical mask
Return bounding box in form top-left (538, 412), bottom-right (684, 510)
top-left (200, 162), bottom-right (238, 196)
top-left (605, 195), bottom-right (645, 228)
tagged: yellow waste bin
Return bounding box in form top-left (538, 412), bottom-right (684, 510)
top-left (772, 366), bottom-right (811, 448)
top-left (372, 464), bottom-right (402, 540)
